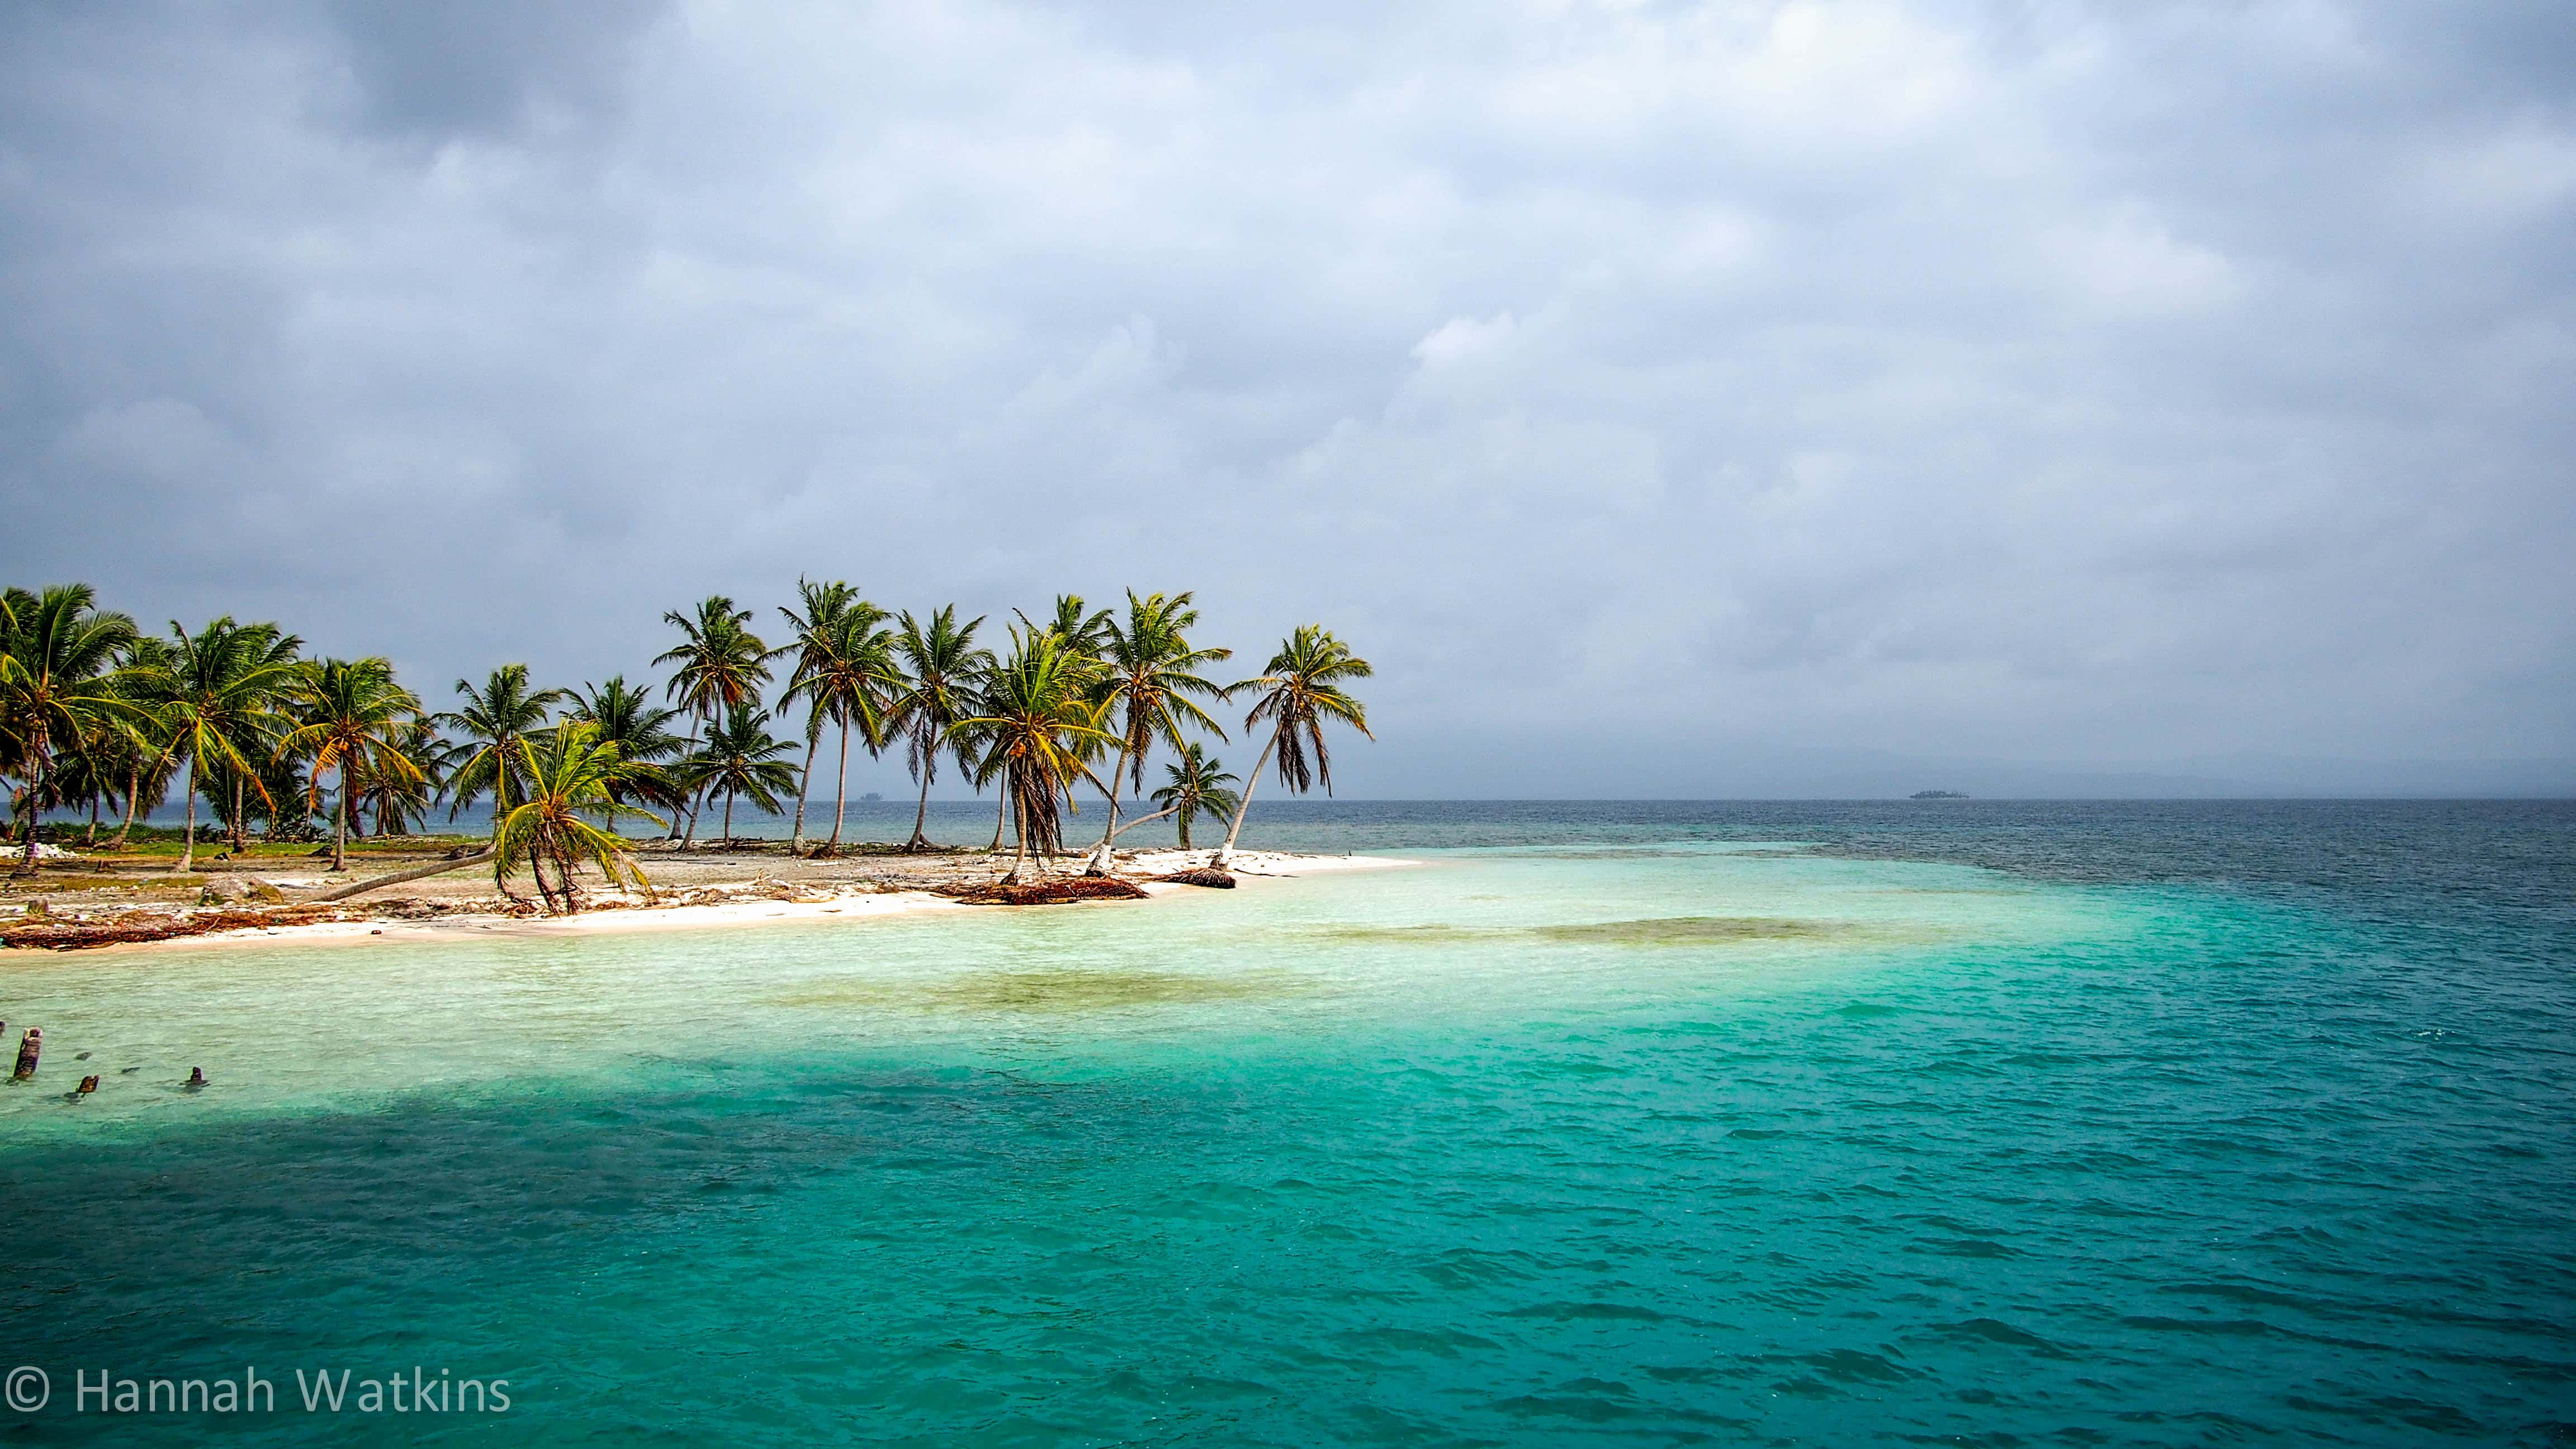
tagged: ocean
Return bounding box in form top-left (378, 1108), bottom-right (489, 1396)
top-left (2, 800), bottom-right (2570, 1443)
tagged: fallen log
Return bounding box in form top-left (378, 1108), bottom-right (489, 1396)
top-left (310, 849), bottom-right (495, 903)
top-left (0, 905), bottom-right (353, 951)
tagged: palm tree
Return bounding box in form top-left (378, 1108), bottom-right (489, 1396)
top-left (888, 605), bottom-right (991, 852)
top-left (1212, 626), bottom-right (1374, 868)
top-left (104, 634), bottom-right (178, 850)
top-left (280, 657), bottom-right (427, 872)
top-left (951, 629), bottom-right (1117, 883)
top-left (0, 585), bottom-right (143, 873)
top-left (491, 720), bottom-right (659, 915)
top-left (437, 664), bottom-right (567, 830)
top-left (1150, 744), bottom-right (1239, 851)
top-left (352, 716), bottom-right (446, 837)
top-left (1079, 589), bottom-right (1231, 874)
top-left (569, 675), bottom-right (688, 818)
top-left (680, 704), bottom-right (801, 843)
top-left (134, 616), bottom-right (306, 872)
top-left (776, 580), bottom-right (893, 851)
top-left (655, 596), bottom-right (775, 845)
top-left (786, 603), bottom-right (898, 853)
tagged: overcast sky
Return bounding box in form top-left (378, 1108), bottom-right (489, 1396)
top-left (4, 1), bottom-right (2571, 796)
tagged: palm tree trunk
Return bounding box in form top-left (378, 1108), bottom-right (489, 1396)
top-left (179, 760), bottom-right (198, 873)
top-left (988, 787), bottom-right (1007, 853)
top-left (111, 761), bottom-right (142, 850)
top-left (906, 750), bottom-right (933, 851)
top-left (1213, 736), bottom-right (1277, 868)
top-left (790, 729), bottom-right (818, 850)
top-left (14, 742), bottom-right (45, 875)
top-left (332, 759), bottom-right (350, 872)
top-left (1004, 789), bottom-right (1029, 883)
top-left (230, 774), bottom-right (247, 854)
top-left (722, 787), bottom-right (735, 843)
top-left (670, 715), bottom-right (702, 840)
top-left (830, 721), bottom-right (851, 847)
top-left (1084, 745), bottom-right (1133, 876)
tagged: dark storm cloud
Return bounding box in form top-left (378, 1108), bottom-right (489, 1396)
top-left (2, 0), bottom-right (2569, 795)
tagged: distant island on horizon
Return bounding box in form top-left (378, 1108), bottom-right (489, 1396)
top-left (1909, 790), bottom-right (1972, 799)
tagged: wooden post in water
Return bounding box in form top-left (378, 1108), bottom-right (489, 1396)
top-left (74, 1075), bottom-right (98, 1095)
top-left (185, 1067), bottom-right (207, 1089)
top-left (12, 1027), bottom-right (40, 1081)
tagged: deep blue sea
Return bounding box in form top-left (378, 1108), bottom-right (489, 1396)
top-left (3, 801), bottom-right (2572, 1444)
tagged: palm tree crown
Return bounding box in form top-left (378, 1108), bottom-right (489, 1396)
top-left (437, 664), bottom-right (569, 824)
top-left (1150, 742), bottom-right (1239, 852)
top-left (682, 704), bottom-right (802, 842)
top-left (281, 656), bottom-right (427, 872)
top-left (953, 628), bottom-right (1116, 881)
top-left (0, 584), bottom-right (142, 873)
top-left (135, 615), bottom-right (305, 870)
top-left (491, 719), bottom-right (658, 915)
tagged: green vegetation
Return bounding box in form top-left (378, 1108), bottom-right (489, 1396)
top-left (1, 578), bottom-right (1375, 912)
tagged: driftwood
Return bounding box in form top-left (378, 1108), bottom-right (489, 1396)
top-left (1154, 868), bottom-right (1237, 889)
top-left (936, 877), bottom-right (1150, 906)
top-left (12, 1027), bottom-right (39, 1079)
top-left (310, 849), bottom-right (495, 903)
top-left (0, 905), bottom-right (354, 951)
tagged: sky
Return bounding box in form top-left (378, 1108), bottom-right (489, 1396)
top-left (3, 0), bottom-right (2572, 797)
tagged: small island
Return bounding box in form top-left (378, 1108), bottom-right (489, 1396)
top-left (1909, 790), bottom-right (1971, 799)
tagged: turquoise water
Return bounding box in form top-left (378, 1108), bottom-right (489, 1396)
top-left (2, 803), bottom-right (2571, 1443)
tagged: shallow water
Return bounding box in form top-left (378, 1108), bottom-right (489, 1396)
top-left (3, 802), bottom-right (2572, 1443)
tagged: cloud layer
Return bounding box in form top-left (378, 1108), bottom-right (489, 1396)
top-left (4, 0), bottom-right (2571, 794)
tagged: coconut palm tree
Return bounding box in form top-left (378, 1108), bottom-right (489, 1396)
top-left (783, 602), bottom-right (898, 852)
top-left (491, 719), bottom-right (659, 916)
top-left (655, 596), bottom-right (775, 844)
top-left (437, 664), bottom-right (567, 830)
top-left (0, 585), bottom-right (143, 873)
top-left (951, 629), bottom-right (1117, 883)
top-left (352, 716), bottom-right (446, 837)
top-left (1150, 744), bottom-right (1239, 851)
top-left (135, 616), bottom-right (306, 872)
top-left (1079, 590), bottom-right (1231, 874)
top-left (1212, 626), bottom-right (1374, 868)
top-left (569, 675), bottom-right (688, 818)
top-left (776, 580), bottom-right (893, 851)
top-left (103, 634), bottom-right (178, 850)
top-left (888, 605), bottom-right (991, 852)
top-left (278, 657), bottom-right (427, 872)
top-left (680, 704), bottom-right (801, 843)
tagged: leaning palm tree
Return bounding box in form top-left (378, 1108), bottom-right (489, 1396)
top-left (490, 719), bottom-right (660, 916)
top-left (950, 630), bottom-right (1117, 883)
top-left (679, 704), bottom-right (802, 843)
top-left (279, 657), bottom-right (427, 873)
top-left (135, 616), bottom-right (306, 872)
top-left (1211, 626), bottom-right (1374, 868)
top-left (436, 664), bottom-right (568, 830)
top-left (1079, 589), bottom-right (1231, 874)
top-left (654, 596), bottom-right (775, 844)
top-left (888, 605), bottom-right (991, 852)
top-left (1150, 744), bottom-right (1239, 851)
top-left (0, 584), bottom-right (143, 873)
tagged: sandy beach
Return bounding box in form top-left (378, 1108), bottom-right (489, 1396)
top-left (0, 843), bottom-right (1422, 955)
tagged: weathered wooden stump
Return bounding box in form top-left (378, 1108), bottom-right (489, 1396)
top-left (12, 1027), bottom-right (41, 1081)
top-left (1157, 867), bottom-right (1238, 889)
top-left (74, 1074), bottom-right (98, 1095)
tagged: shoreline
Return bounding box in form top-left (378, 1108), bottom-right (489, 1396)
top-left (2, 848), bottom-right (1423, 956)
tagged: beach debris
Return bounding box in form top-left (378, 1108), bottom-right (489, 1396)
top-left (22, 898), bottom-right (46, 917)
top-left (239, 877), bottom-right (286, 904)
top-left (12, 1027), bottom-right (40, 1081)
top-left (185, 1068), bottom-right (207, 1090)
top-left (1156, 868), bottom-right (1237, 889)
top-left (937, 877), bottom-right (1151, 906)
top-left (0, 903), bottom-right (359, 951)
